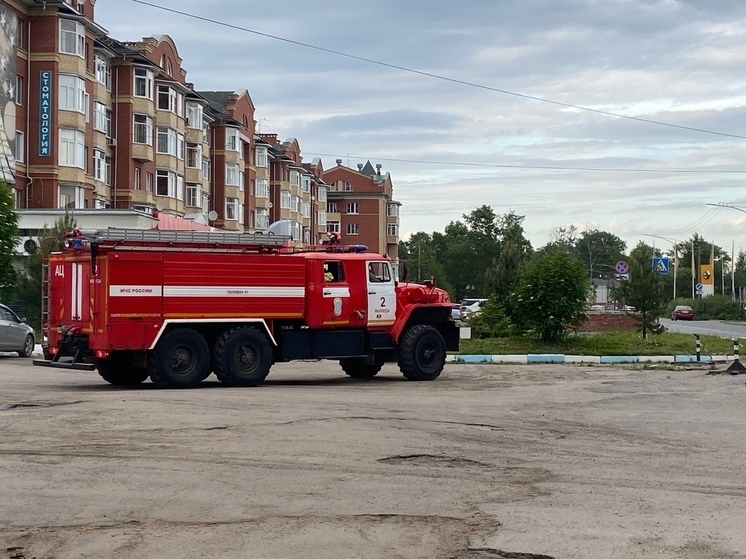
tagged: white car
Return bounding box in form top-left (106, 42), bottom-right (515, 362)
top-left (0, 303), bottom-right (35, 357)
top-left (459, 298), bottom-right (487, 319)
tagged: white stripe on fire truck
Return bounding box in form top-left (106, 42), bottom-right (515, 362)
top-left (108, 286), bottom-right (305, 298)
top-left (164, 286), bottom-right (305, 298)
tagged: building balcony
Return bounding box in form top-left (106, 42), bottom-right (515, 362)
top-left (155, 111), bottom-right (181, 130)
top-left (132, 144), bottom-right (153, 162)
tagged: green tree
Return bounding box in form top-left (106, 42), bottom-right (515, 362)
top-left (575, 229), bottom-right (627, 279)
top-left (0, 181), bottom-right (19, 299)
top-left (511, 251), bottom-right (589, 343)
top-left (613, 242), bottom-right (666, 339)
top-left (10, 212), bottom-right (76, 330)
top-left (398, 232), bottom-right (453, 296)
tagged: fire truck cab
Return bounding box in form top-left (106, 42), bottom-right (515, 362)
top-left (35, 229), bottom-right (461, 388)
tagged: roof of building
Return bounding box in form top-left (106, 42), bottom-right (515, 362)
top-left (152, 213), bottom-right (216, 231)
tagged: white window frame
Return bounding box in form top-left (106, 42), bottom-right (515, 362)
top-left (387, 204), bottom-right (399, 217)
top-left (177, 133), bottom-right (185, 160)
top-left (59, 74), bottom-right (86, 113)
top-left (301, 176), bottom-right (311, 192)
top-left (60, 19), bottom-right (85, 57)
top-left (327, 221), bottom-right (340, 234)
top-left (14, 75), bottom-right (22, 105)
top-left (59, 128), bottom-right (85, 168)
top-left (225, 197), bottom-right (238, 220)
top-left (186, 143), bottom-right (201, 168)
top-left (256, 146), bottom-right (267, 167)
top-left (226, 128), bottom-right (240, 151)
top-left (156, 169), bottom-right (177, 198)
top-left (291, 195), bottom-right (300, 213)
top-left (157, 85), bottom-right (178, 113)
top-left (93, 101), bottom-right (110, 134)
top-left (156, 126), bottom-right (178, 155)
top-left (346, 202), bottom-right (359, 214)
top-left (290, 170), bottom-right (300, 187)
top-left (328, 202), bottom-right (337, 213)
top-left (59, 184), bottom-right (85, 209)
top-left (133, 114), bottom-right (153, 144)
top-left (93, 149), bottom-right (110, 183)
top-left (202, 157), bottom-right (211, 181)
top-left (186, 183), bottom-right (201, 207)
top-left (280, 190), bottom-right (291, 209)
top-left (186, 102), bottom-right (203, 129)
top-left (15, 131), bottom-right (24, 163)
top-left (301, 201), bottom-right (310, 218)
top-left (387, 223), bottom-right (399, 237)
top-left (255, 177), bottom-right (268, 198)
top-left (256, 208), bottom-right (269, 229)
top-left (346, 223), bottom-right (359, 235)
top-left (317, 186), bottom-right (327, 203)
top-left (134, 67), bottom-right (154, 99)
top-left (134, 167), bottom-right (141, 190)
top-left (225, 163), bottom-right (240, 186)
top-left (145, 172), bottom-right (153, 192)
top-left (317, 210), bottom-right (326, 226)
top-left (94, 55), bottom-right (111, 90)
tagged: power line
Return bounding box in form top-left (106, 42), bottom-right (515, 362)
top-left (304, 151), bottom-right (746, 174)
top-left (128, 0), bottom-right (746, 141)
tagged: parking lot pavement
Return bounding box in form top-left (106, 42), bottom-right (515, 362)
top-left (1, 357), bottom-right (746, 559)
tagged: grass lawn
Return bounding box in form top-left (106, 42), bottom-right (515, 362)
top-left (459, 330), bottom-right (737, 356)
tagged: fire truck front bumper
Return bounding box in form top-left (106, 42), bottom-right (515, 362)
top-left (32, 358), bottom-right (96, 371)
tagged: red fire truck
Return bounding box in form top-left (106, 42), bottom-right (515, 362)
top-left (34, 229), bottom-right (460, 388)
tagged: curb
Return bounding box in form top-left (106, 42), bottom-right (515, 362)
top-left (447, 354), bottom-right (731, 365)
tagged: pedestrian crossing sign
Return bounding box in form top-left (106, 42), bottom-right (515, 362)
top-left (652, 257), bottom-right (669, 274)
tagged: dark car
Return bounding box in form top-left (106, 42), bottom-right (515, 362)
top-left (671, 305), bottom-right (694, 321)
top-left (0, 303), bottom-right (35, 357)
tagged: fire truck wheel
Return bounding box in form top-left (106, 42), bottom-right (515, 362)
top-left (339, 356), bottom-right (383, 379)
top-left (148, 329), bottom-right (211, 388)
top-left (212, 327), bottom-right (273, 387)
top-left (97, 353), bottom-right (149, 386)
top-left (398, 325), bottom-right (446, 381)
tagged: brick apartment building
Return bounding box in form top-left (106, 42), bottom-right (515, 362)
top-left (2, 0), bottom-right (398, 252)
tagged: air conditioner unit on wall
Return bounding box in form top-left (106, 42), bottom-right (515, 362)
top-left (106, 137), bottom-right (117, 147)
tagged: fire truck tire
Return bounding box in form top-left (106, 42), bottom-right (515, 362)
top-left (148, 329), bottom-right (211, 388)
top-left (397, 324), bottom-right (445, 381)
top-left (212, 326), bottom-right (272, 387)
top-left (340, 356), bottom-right (383, 378)
top-left (97, 354), bottom-right (149, 386)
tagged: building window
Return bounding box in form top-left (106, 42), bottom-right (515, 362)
top-left (301, 176), bottom-right (311, 192)
top-left (15, 18), bottom-right (23, 49)
top-left (157, 85), bottom-right (178, 113)
top-left (94, 55), bottom-right (111, 90)
top-left (14, 76), bottom-right (22, 105)
top-left (186, 143), bottom-right (201, 168)
top-left (387, 223), bottom-right (399, 237)
top-left (156, 169), bottom-right (177, 198)
top-left (225, 163), bottom-right (240, 186)
top-left (145, 172), bottom-right (153, 192)
top-left (202, 156), bottom-right (210, 180)
top-left (134, 167), bottom-right (141, 190)
top-left (317, 186), bottom-right (327, 203)
top-left (291, 195), bottom-right (300, 213)
top-left (133, 114), bottom-right (153, 144)
top-left (177, 175), bottom-right (184, 201)
top-left (290, 170), bottom-right (300, 187)
top-left (256, 146), bottom-right (267, 167)
top-left (59, 74), bottom-right (86, 113)
top-left (280, 190), bottom-right (291, 209)
top-left (156, 127), bottom-right (178, 155)
top-left (186, 102), bottom-right (203, 129)
top-left (317, 210), bottom-right (326, 226)
top-left (93, 149), bottom-right (111, 184)
top-left (93, 101), bottom-right (110, 134)
top-left (226, 128), bottom-right (240, 151)
top-left (134, 68), bottom-right (153, 99)
top-left (387, 204), bottom-right (399, 217)
top-left (186, 183), bottom-right (201, 207)
top-left (239, 171), bottom-right (245, 191)
top-left (59, 184), bottom-right (85, 209)
top-left (15, 131), bottom-right (24, 163)
top-left (327, 202), bottom-right (337, 213)
top-left (301, 202), bottom-right (310, 218)
top-left (346, 223), bottom-right (359, 235)
top-left (177, 133), bottom-right (185, 160)
top-left (59, 129), bottom-right (85, 168)
top-left (256, 208), bottom-right (269, 229)
top-left (60, 19), bottom-right (85, 57)
top-left (255, 177), bottom-right (268, 198)
top-left (292, 221), bottom-right (301, 241)
top-left (327, 221), bottom-right (340, 234)
top-left (346, 202), bottom-right (359, 214)
top-left (226, 197), bottom-right (238, 220)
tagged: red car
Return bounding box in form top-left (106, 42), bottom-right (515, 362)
top-left (671, 305), bottom-right (694, 321)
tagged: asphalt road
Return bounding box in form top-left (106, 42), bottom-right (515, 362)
top-left (660, 318), bottom-right (746, 340)
top-left (2, 357), bottom-right (746, 559)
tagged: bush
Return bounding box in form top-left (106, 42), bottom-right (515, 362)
top-left (668, 295), bottom-right (741, 321)
top-left (467, 296), bottom-right (518, 339)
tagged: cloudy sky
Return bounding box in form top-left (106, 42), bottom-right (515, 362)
top-left (97, 0), bottom-right (746, 252)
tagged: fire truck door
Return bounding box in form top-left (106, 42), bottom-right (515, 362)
top-left (321, 260), bottom-right (350, 326)
top-left (366, 261), bottom-right (395, 326)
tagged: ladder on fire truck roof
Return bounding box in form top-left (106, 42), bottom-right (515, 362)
top-left (86, 229), bottom-right (294, 249)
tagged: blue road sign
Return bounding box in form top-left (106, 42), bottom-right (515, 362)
top-left (695, 282), bottom-right (703, 293)
top-left (652, 257), bottom-right (670, 274)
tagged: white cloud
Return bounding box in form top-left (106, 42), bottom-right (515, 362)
top-left (96, 0), bottom-right (746, 251)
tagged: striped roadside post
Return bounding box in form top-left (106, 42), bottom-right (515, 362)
top-left (727, 338), bottom-right (746, 374)
top-left (694, 334), bottom-right (701, 362)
